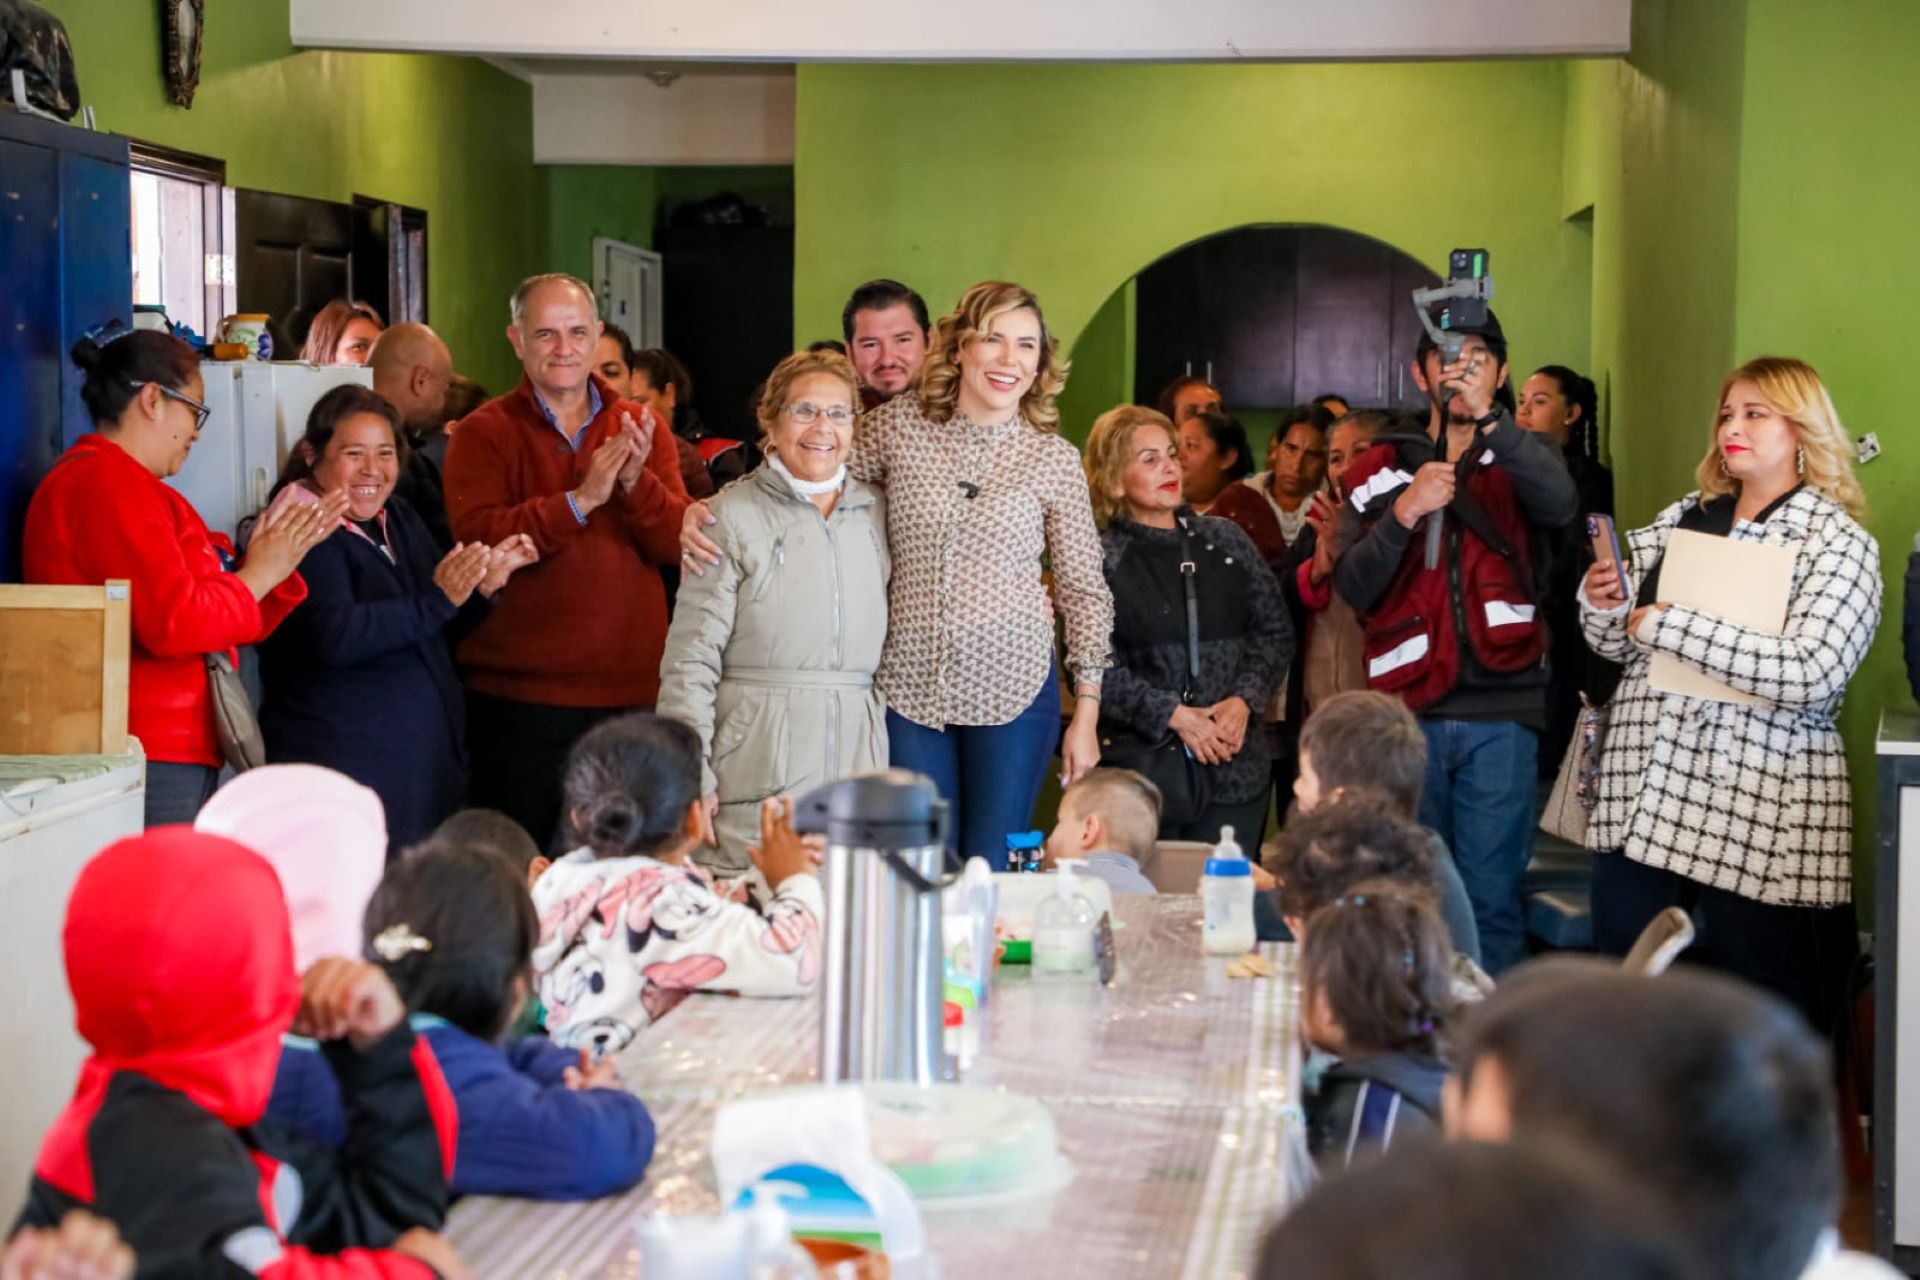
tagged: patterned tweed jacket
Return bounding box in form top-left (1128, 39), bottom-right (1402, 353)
top-left (1579, 488), bottom-right (1881, 906)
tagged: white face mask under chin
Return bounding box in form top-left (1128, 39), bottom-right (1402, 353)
top-left (769, 452), bottom-right (847, 498)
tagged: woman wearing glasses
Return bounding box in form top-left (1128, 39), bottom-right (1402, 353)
top-left (24, 327), bottom-right (345, 825)
top-left (657, 349), bottom-right (888, 873)
top-left (683, 283), bottom-right (1114, 869)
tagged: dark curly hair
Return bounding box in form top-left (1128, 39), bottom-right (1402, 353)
top-left (1272, 792), bottom-right (1435, 920)
top-left (1301, 877), bottom-right (1453, 1056)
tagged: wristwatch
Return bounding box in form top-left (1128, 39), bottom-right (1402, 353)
top-left (1474, 408), bottom-right (1502, 429)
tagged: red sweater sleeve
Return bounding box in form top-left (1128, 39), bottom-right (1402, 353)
top-left (99, 487), bottom-right (272, 660)
top-left (443, 417), bottom-right (590, 559)
top-left (1297, 558), bottom-right (1334, 611)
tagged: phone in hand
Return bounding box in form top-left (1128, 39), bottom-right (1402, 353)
top-left (1587, 514), bottom-right (1622, 567)
top-left (1446, 248), bottom-right (1492, 331)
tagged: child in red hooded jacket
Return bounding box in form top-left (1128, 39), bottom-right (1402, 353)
top-left (9, 828), bottom-right (462, 1279)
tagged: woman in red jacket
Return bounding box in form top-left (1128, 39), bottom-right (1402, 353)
top-left (24, 328), bottom-right (344, 825)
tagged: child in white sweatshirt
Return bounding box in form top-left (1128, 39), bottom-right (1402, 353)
top-left (529, 714), bottom-right (822, 1056)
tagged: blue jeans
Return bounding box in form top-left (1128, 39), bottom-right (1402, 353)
top-left (886, 664), bottom-right (1060, 871)
top-left (145, 761), bottom-right (219, 827)
top-left (1417, 719), bottom-right (1538, 974)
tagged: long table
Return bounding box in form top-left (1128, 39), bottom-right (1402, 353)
top-left (450, 894), bottom-right (1309, 1278)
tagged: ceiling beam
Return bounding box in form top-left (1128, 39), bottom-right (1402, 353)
top-left (290, 0), bottom-right (1630, 63)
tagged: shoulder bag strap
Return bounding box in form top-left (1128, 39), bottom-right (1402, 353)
top-left (1180, 521), bottom-right (1201, 703)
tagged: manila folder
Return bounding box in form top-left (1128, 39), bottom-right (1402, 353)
top-left (1646, 529), bottom-right (1797, 706)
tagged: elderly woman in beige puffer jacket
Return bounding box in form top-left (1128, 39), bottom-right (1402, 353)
top-left (657, 350), bottom-right (889, 873)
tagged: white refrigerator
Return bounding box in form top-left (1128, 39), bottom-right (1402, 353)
top-left (0, 751), bottom-right (144, 1200)
top-left (169, 362), bottom-right (374, 540)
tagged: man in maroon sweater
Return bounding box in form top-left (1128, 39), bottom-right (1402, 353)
top-left (444, 273), bottom-right (689, 850)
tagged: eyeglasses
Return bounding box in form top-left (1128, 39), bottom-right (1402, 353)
top-left (783, 401), bottom-right (854, 427)
top-left (131, 380), bottom-right (212, 432)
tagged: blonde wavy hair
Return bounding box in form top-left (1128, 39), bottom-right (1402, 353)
top-left (916, 281), bottom-right (1070, 433)
top-left (1695, 356), bottom-right (1866, 520)
top-left (755, 349), bottom-right (861, 441)
top-left (1084, 404), bottom-right (1176, 525)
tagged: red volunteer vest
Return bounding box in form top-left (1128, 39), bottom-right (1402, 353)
top-left (1343, 437), bottom-right (1549, 710)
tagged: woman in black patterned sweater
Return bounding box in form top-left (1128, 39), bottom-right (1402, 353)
top-left (1579, 357), bottom-right (1880, 1032)
top-left (1085, 406), bottom-right (1293, 845)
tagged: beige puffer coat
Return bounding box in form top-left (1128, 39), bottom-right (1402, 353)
top-left (658, 464), bottom-right (890, 873)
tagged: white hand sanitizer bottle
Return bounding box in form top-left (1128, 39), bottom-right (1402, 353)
top-left (1202, 825), bottom-right (1257, 955)
top-left (1033, 860), bottom-right (1096, 975)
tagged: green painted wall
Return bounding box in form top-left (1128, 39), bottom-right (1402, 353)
top-left (793, 62), bottom-right (1595, 432)
top-left (1590, 0), bottom-right (1920, 886)
top-left (1729, 0), bottom-right (1920, 877)
top-left (1585, 0), bottom-right (1749, 526)
top-left (543, 166), bottom-right (659, 281)
top-left (1053, 280), bottom-right (1133, 444)
top-left (40, 0), bottom-right (542, 391)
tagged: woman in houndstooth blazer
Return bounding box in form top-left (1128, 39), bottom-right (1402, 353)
top-left (1578, 357), bottom-right (1880, 1033)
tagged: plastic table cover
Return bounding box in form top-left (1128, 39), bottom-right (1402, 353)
top-left (448, 894), bottom-right (1309, 1279)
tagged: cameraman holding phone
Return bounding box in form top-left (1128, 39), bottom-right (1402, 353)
top-left (1331, 310), bottom-right (1577, 973)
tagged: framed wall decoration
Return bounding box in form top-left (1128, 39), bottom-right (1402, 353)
top-left (162, 0), bottom-right (203, 107)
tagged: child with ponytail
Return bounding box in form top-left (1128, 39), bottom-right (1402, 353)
top-left (529, 714), bottom-right (822, 1056)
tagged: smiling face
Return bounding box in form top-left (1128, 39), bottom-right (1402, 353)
top-left (848, 302), bottom-right (928, 398)
top-left (333, 317), bottom-right (383, 366)
top-left (1271, 422), bottom-right (1329, 500)
top-left (1118, 421), bottom-right (1183, 519)
top-left (1716, 378), bottom-right (1800, 489)
top-left (311, 412), bottom-right (400, 521)
top-left (954, 305), bottom-right (1042, 423)
top-left (767, 371), bottom-right (855, 483)
top-left (509, 280), bottom-right (602, 401)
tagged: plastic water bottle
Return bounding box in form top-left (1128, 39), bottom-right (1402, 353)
top-left (1032, 860), bottom-right (1096, 974)
top-left (1006, 829), bottom-right (1045, 873)
top-left (1202, 826), bottom-right (1257, 955)
top-left (958, 856), bottom-right (998, 1006)
top-left (747, 1184), bottom-right (815, 1279)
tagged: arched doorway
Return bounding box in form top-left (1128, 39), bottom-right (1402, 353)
top-left (1132, 223), bottom-right (1440, 415)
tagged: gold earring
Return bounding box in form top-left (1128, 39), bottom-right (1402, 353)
top-left (1796, 447), bottom-right (1806, 477)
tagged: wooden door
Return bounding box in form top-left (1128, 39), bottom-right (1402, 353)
top-left (233, 188), bottom-right (354, 358)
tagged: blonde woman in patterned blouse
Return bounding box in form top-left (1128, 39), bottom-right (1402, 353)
top-left (685, 281), bottom-right (1113, 867)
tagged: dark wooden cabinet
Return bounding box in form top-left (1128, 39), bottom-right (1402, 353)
top-left (1133, 225), bottom-right (1439, 414)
